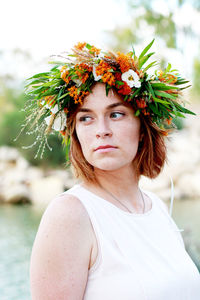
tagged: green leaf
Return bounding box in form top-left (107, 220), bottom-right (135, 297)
top-left (175, 104), bottom-right (196, 115)
top-left (165, 63), bottom-right (172, 73)
top-left (131, 88), bottom-right (141, 98)
top-left (131, 45), bottom-right (135, 56)
top-left (153, 97), bottom-right (170, 105)
top-left (135, 110), bottom-right (140, 116)
top-left (179, 85), bottom-right (192, 90)
top-left (58, 92), bottom-right (69, 100)
top-left (143, 61), bottom-right (157, 72)
top-left (139, 39), bottom-right (155, 60)
top-left (27, 72), bottom-right (50, 80)
top-left (147, 82), bottom-right (155, 98)
top-left (151, 82), bottom-right (178, 90)
top-left (154, 90), bottom-right (178, 100)
top-left (175, 80), bottom-right (190, 85)
top-left (172, 111), bottom-right (185, 118)
top-left (25, 79), bottom-right (47, 87)
top-left (40, 88), bottom-right (56, 97)
top-left (40, 80), bottom-right (58, 87)
top-left (139, 52), bottom-right (155, 69)
top-left (116, 80), bottom-right (124, 86)
top-left (105, 84), bottom-right (111, 96)
top-left (57, 87), bottom-right (65, 107)
top-left (50, 65), bottom-right (60, 71)
top-left (29, 86), bottom-right (46, 95)
top-left (149, 103), bottom-right (161, 116)
top-left (86, 43), bottom-right (92, 50)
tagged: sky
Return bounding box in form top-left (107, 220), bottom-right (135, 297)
top-left (1, 0), bottom-right (129, 57)
top-left (1, 0), bottom-right (199, 83)
top-left (1, 0), bottom-right (129, 82)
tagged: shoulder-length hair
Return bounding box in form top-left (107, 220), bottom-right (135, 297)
top-left (65, 88), bottom-right (168, 184)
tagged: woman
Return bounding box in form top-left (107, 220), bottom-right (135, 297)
top-left (27, 41), bottom-right (200, 299)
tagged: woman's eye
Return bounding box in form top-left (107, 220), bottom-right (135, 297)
top-left (110, 112), bottom-right (125, 119)
top-left (79, 115), bottom-right (92, 122)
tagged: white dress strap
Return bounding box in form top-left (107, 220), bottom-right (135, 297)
top-left (169, 174), bottom-right (174, 217)
top-left (169, 175), bottom-right (184, 233)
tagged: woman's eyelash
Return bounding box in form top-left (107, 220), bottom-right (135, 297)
top-left (79, 116), bottom-right (92, 122)
top-left (79, 112), bottom-right (125, 122)
top-left (110, 112), bottom-right (125, 118)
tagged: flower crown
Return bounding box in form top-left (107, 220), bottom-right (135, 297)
top-left (20, 39), bottom-right (195, 159)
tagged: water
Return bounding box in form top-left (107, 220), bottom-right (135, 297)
top-left (0, 199), bottom-right (200, 300)
top-left (0, 204), bottom-right (42, 300)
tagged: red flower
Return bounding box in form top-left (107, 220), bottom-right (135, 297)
top-left (118, 82), bottom-right (132, 95)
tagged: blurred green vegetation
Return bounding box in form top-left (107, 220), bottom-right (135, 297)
top-left (0, 83), bottom-right (66, 168)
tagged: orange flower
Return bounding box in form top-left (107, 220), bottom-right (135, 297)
top-left (60, 130), bottom-right (66, 136)
top-left (68, 86), bottom-right (78, 103)
top-left (167, 74), bottom-right (177, 84)
top-left (116, 52), bottom-right (131, 73)
top-left (44, 95), bottom-right (56, 106)
top-left (78, 91), bottom-right (89, 105)
top-left (75, 63), bottom-right (92, 83)
top-left (60, 66), bottom-right (71, 84)
top-left (142, 108), bottom-right (150, 115)
top-left (161, 130), bottom-right (169, 136)
top-left (64, 108), bottom-right (69, 114)
top-left (166, 116), bottom-right (172, 125)
top-left (102, 72), bottom-right (115, 86)
top-left (74, 42), bottom-right (87, 50)
top-left (158, 70), bottom-right (177, 84)
top-left (68, 86), bottom-right (89, 105)
top-left (136, 98), bottom-right (147, 109)
top-left (95, 60), bottom-right (111, 76)
top-left (90, 46), bottom-right (101, 56)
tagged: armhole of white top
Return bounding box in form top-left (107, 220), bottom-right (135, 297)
top-left (65, 192), bottom-right (103, 275)
top-left (86, 209), bottom-right (103, 274)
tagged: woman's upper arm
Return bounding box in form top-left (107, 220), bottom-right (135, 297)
top-left (30, 194), bottom-right (93, 300)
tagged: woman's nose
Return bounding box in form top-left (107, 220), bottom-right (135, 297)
top-left (96, 119), bottom-right (112, 139)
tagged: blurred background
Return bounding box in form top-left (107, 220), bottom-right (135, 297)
top-left (0, 0), bottom-right (200, 299)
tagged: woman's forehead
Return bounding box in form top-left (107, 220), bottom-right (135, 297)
top-left (81, 83), bottom-right (125, 109)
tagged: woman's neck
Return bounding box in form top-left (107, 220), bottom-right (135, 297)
top-left (82, 164), bottom-right (142, 208)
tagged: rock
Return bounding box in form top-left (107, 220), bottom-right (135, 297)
top-left (140, 173), bottom-right (172, 202)
top-left (3, 184), bottom-right (31, 204)
top-left (29, 176), bottom-right (64, 207)
top-left (176, 172), bottom-right (200, 199)
top-left (0, 146), bottom-right (20, 162)
top-left (26, 167), bottom-right (43, 183)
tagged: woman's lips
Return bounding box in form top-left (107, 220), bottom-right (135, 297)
top-left (94, 145), bottom-right (117, 153)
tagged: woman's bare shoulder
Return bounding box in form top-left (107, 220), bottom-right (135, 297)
top-left (30, 193), bottom-right (94, 299)
top-left (40, 192), bottom-right (93, 237)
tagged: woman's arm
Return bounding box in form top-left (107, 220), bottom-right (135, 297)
top-left (30, 194), bottom-right (93, 300)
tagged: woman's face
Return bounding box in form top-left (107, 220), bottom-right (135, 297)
top-left (75, 83), bottom-right (141, 172)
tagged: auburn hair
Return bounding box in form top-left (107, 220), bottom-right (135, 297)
top-left (65, 87), bottom-right (168, 184)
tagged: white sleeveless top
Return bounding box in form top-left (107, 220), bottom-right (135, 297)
top-left (63, 183), bottom-right (200, 300)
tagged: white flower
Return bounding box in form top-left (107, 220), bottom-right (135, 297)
top-left (122, 69), bottom-right (141, 88)
top-left (44, 111), bottom-right (67, 131)
top-left (50, 104), bottom-right (59, 114)
top-left (42, 102), bottom-right (59, 114)
top-left (93, 65), bottom-right (102, 81)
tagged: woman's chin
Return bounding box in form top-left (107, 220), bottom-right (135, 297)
top-left (92, 159), bottom-right (130, 172)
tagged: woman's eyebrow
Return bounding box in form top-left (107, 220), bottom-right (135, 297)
top-left (77, 103), bottom-right (126, 113)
